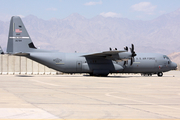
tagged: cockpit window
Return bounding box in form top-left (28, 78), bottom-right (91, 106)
top-left (163, 55), bottom-right (170, 60)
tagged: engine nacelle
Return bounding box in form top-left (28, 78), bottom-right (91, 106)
top-left (118, 52), bottom-right (132, 61)
top-left (106, 52), bottom-right (132, 61)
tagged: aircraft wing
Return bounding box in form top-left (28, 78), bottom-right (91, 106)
top-left (82, 50), bottom-right (126, 57)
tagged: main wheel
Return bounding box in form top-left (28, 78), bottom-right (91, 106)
top-left (157, 72), bottom-right (163, 77)
top-left (89, 73), bottom-right (93, 76)
top-left (101, 74), bottom-right (108, 77)
top-left (148, 73), bottom-right (152, 76)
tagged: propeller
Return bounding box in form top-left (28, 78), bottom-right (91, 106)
top-left (130, 58), bottom-right (134, 65)
top-left (124, 61), bottom-right (127, 66)
top-left (124, 46), bottom-right (128, 51)
top-left (130, 44), bottom-right (136, 65)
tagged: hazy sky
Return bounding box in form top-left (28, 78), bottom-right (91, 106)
top-left (0, 0), bottom-right (180, 21)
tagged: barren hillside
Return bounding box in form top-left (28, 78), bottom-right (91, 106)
top-left (1, 9), bottom-right (180, 54)
top-left (168, 52), bottom-right (180, 70)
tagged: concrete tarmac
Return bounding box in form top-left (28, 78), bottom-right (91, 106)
top-left (0, 71), bottom-right (180, 119)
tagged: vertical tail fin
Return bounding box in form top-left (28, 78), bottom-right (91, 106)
top-left (6, 16), bottom-right (37, 54)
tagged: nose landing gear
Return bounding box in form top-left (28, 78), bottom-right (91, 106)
top-left (141, 72), bottom-right (164, 77)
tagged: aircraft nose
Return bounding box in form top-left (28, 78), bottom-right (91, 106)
top-left (171, 62), bottom-right (177, 70)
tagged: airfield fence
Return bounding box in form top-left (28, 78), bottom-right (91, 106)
top-left (0, 54), bottom-right (58, 75)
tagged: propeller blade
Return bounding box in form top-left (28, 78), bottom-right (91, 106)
top-left (130, 44), bottom-right (136, 65)
top-left (131, 44), bottom-right (134, 52)
top-left (130, 57), bottom-right (135, 66)
top-left (124, 61), bottom-right (126, 65)
top-left (131, 44), bottom-right (136, 57)
top-left (130, 58), bottom-right (133, 65)
top-left (124, 46), bottom-right (128, 51)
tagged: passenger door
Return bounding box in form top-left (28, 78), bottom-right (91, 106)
top-left (76, 61), bottom-right (82, 72)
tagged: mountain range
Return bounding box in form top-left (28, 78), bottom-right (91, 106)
top-left (168, 52), bottom-right (180, 67)
top-left (0, 8), bottom-right (180, 55)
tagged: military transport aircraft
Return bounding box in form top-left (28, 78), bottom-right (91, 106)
top-left (6, 16), bottom-right (177, 77)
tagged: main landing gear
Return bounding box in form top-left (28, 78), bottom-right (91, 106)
top-left (89, 73), bottom-right (108, 77)
top-left (141, 72), bottom-right (163, 77)
top-left (141, 73), bottom-right (152, 76)
top-left (157, 72), bottom-right (163, 77)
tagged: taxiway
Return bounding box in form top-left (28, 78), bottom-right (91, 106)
top-left (0, 71), bottom-right (180, 119)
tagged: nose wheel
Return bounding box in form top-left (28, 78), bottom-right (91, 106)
top-left (157, 72), bottom-right (163, 77)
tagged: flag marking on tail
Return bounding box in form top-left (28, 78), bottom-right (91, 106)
top-left (15, 29), bottom-right (22, 33)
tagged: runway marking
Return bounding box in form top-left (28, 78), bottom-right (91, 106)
top-left (106, 92), bottom-right (180, 110)
top-left (0, 108), bottom-right (58, 119)
top-left (30, 79), bottom-right (88, 88)
top-left (31, 79), bottom-right (61, 87)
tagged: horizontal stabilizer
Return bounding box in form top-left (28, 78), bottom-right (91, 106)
top-left (13, 52), bottom-right (30, 56)
top-left (0, 46), bottom-right (4, 54)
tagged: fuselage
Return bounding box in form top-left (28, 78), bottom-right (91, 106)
top-left (27, 52), bottom-right (177, 76)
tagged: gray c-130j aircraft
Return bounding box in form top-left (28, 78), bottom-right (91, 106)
top-left (5, 16), bottom-right (177, 77)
